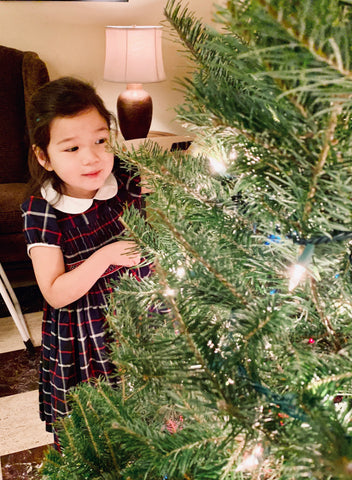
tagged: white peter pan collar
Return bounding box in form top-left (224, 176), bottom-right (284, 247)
top-left (41, 173), bottom-right (118, 214)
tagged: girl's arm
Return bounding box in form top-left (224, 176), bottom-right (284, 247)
top-left (30, 240), bottom-right (140, 309)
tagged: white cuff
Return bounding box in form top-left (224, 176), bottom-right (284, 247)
top-left (27, 243), bottom-right (61, 257)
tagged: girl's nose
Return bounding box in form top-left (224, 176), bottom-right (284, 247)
top-left (82, 149), bottom-right (100, 165)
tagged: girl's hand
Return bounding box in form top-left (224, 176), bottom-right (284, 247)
top-left (104, 240), bottom-right (141, 267)
top-left (30, 240), bottom-right (141, 309)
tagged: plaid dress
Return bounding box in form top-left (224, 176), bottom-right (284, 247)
top-left (21, 166), bottom-right (148, 434)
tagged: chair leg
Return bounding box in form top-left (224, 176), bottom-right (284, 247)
top-left (0, 263), bottom-right (35, 354)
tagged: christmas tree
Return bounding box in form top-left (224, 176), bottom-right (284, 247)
top-left (42, 0), bottom-right (352, 478)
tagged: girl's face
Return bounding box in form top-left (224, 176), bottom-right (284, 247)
top-left (35, 107), bottom-right (114, 199)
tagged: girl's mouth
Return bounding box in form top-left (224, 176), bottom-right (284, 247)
top-left (83, 170), bottom-right (101, 178)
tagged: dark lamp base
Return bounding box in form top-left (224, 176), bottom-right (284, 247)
top-left (117, 83), bottom-right (153, 140)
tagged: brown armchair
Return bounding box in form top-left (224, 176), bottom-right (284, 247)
top-left (0, 45), bottom-right (49, 273)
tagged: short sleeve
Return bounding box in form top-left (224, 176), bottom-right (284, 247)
top-left (21, 196), bottom-right (62, 255)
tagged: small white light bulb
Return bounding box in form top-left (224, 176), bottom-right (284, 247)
top-left (288, 264), bottom-right (307, 292)
top-left (288, 244), bottom-right (314, 292)
top-left (164, 287), bottom-right (177, 297)
top-left (175, 266), bottom-right (186, 279)
top-left (209, 156), bottom-right (227, 175)
top-left (236, 444), bottom-right (264, 472)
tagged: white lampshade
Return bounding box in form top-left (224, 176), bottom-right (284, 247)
top-left (104, 26), bottom-right (166, 84)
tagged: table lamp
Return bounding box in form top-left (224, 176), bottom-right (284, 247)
top-left (104, 25), bottom-right (166, 140)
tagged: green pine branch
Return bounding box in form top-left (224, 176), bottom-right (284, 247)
top-left (41, 2), bottom-right (352, 479)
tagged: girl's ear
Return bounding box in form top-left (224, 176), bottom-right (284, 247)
top-left (33, 145), bottom-right (53, 171)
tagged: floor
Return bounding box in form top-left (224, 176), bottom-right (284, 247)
top-left (0, 266), bottom-right (53, 479)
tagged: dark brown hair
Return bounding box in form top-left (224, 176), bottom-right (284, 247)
top-left (27, 76), bottom-right (115, 195)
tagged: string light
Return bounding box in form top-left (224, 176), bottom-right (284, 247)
top-left (164, 287), bottom-right (177, 297)
top-left (236, 443), bottom-right (264, 472)
top-left (188, 138), bottom-right (241, 176)
top-left (209, 155), bottom-right (227, 175)
top-left (175, 266), bottom-right (186, 279)
top-left (282, 230), bottom-right (352, 293)
top-left (229, 149), bottom-right (237, 161)
top-left (288, 264), bottom-right (307, 292)
top-left (288, 243), bottom-right (314, 292)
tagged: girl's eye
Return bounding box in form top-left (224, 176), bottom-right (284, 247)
top-left (65, 146), bottom-right (79, 152)
top-left (96, 138), bottom-right (107, 145)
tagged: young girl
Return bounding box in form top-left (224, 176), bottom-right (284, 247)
top-left (21, 76), bottom-right (148, 445)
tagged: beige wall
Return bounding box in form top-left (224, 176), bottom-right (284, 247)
top-left (0, 0), bottom-right (217, 135)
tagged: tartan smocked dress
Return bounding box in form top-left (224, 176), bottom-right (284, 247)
top-left (21, 165), bottom-right (148, 434)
